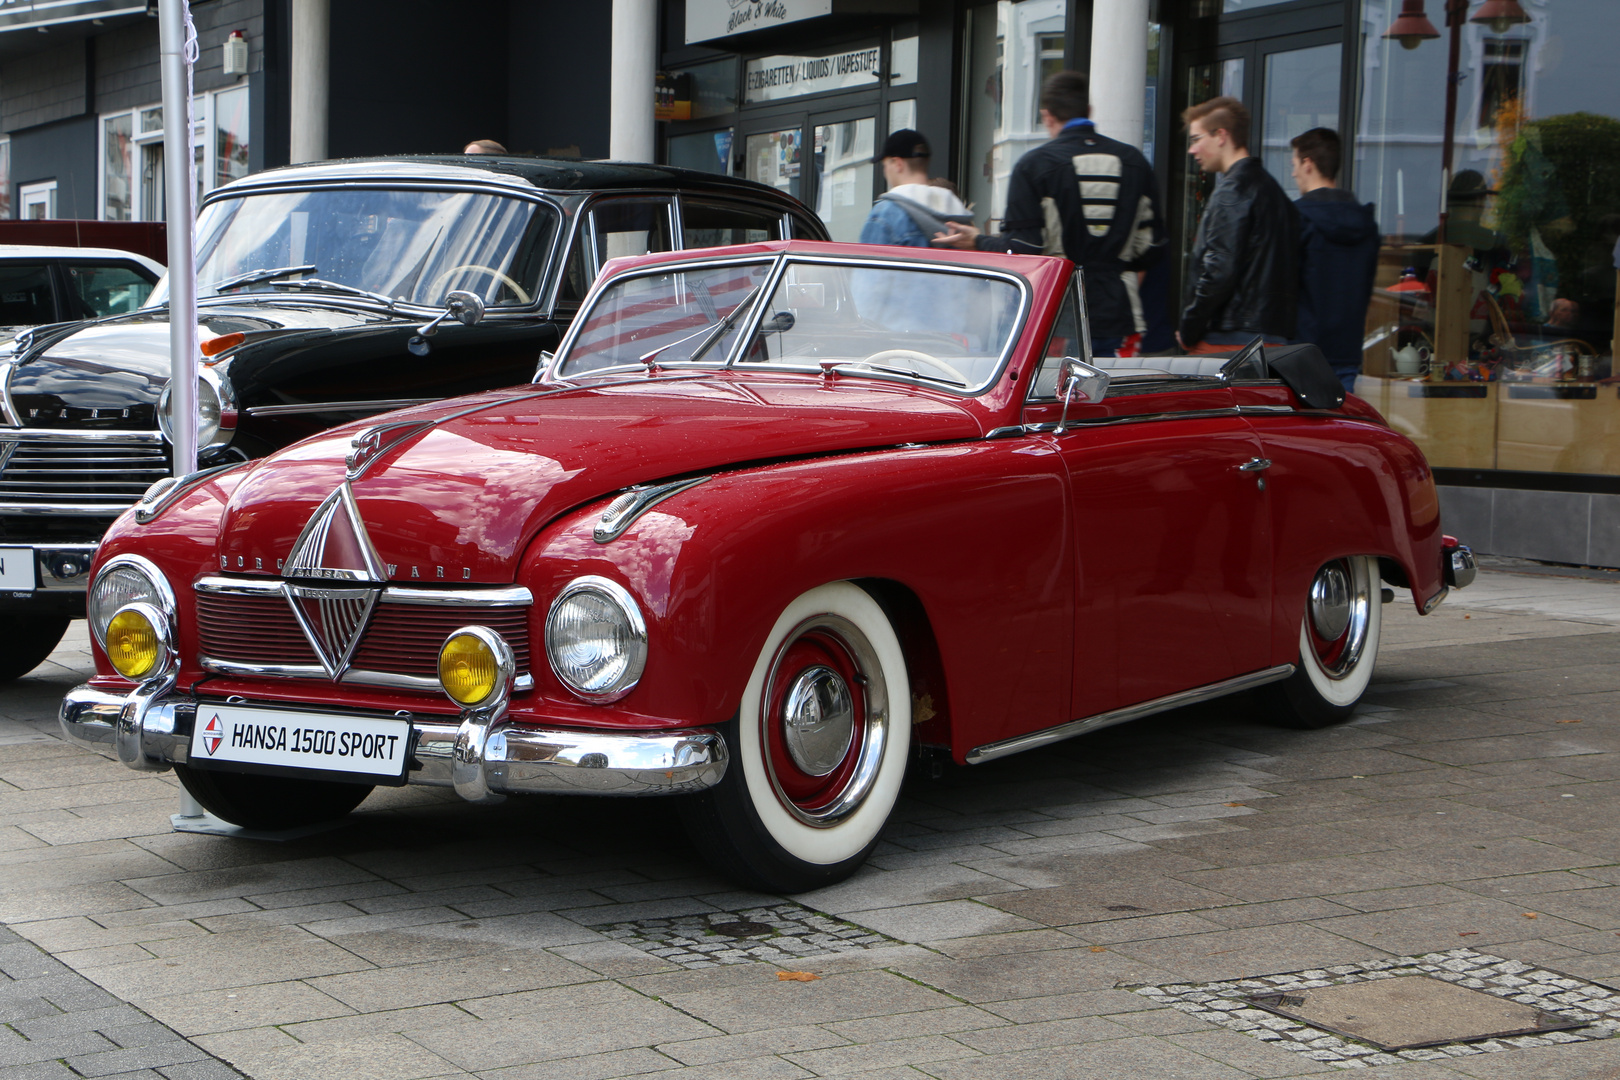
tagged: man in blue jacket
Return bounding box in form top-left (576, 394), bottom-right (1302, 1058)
top-left (1291, 128), bottom-right (1379, 392)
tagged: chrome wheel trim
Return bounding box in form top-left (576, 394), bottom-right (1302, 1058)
top-left (781, 664), bottom-right (856, 776)
top-left (1309, 558), bottom-right (1373, 680)
top-left (1309, 562), bottom-right (1352, 641)
top-left (760, 613), bottom-right (890, 829)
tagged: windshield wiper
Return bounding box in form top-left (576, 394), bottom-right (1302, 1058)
top-left (634, 281), bottom-right (765, 370)
top-left (270, 277), bottom-right (397, 310)
top-left (827, 361), bottom-right (965, 387)
top-left (212, 264), bottom-right (319, 293)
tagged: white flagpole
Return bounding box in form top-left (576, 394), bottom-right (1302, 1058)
top-left (158, 0), bottom-right (202, 824)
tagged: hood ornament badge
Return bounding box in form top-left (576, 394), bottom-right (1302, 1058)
top-left (283, 483), bottom-right (386, 680)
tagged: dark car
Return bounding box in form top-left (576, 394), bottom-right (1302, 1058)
top-left (0, 156), bottom-right (827, 678)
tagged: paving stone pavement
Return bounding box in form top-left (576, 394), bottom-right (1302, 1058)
top-left (4, 568), bottom-right (1620, 1079)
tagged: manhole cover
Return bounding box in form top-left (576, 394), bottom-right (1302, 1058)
top-left (1250, 975), bottom-right (1585, 1051)
top-left (708, 921), bottom-right (774, 937)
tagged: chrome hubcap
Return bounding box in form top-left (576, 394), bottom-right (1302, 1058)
top-left (781, 665), bottom-right (855, 776)
top-left (1310, 564), bottom-right (1352, 641)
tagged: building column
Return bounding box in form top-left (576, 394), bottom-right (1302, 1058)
top-left (1088, 0), bottom-right (1149, 151)
top-left (610, 0), bottom-right (657, 162)
top-left (290, 0), bottom-right (329, 163)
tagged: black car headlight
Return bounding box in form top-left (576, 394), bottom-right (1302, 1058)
top-left (88, 555), bottom-right (175, 651)
top-left (545, 576), bottom-right (648, 702)
top-left (157, 366), bottom-right (234, 451)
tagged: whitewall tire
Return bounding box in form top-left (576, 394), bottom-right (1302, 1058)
top-left (1264, 556), bottom-right (1381, 729)
top-left (682, 582), bottom-right (911, 892)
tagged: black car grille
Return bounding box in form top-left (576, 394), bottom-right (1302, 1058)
top-left (0, 436), bottom-right (170, 511)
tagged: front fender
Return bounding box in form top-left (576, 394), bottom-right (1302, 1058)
top-left (514, 440), bottom-right (1074, 757)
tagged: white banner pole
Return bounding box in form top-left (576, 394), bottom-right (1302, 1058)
top-left (158, 0), bottom-right (202, 823)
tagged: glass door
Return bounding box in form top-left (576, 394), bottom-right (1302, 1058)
top-left (741, 125), bottom-right (805, 202)
top-left (810, 112), bottom-right (876, 242)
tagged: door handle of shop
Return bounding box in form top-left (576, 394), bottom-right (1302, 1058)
top-left (1237, 457), bottom-right (1272, 472)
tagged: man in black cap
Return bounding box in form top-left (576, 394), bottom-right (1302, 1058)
top-left (933, 71), bottom-right (1165, 355)
top-left (860, 129), bottom-right (973, 248)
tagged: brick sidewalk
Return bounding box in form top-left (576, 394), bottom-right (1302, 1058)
top-left (3, 571), bottom-right (1619, 1079)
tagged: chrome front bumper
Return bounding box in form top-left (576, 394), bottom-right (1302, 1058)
top-left (1, 543), bottom-right (98, 596)
top-left (59, 685), bottom-right (728, 798)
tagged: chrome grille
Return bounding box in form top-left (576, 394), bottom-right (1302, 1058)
top-left (196, 589), bottom-right (533, 690)
top-left (0, 435), bottom-right (169, 511)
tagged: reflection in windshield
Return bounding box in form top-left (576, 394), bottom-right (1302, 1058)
top-left (558, 259), bottom-right (1023, 393)
top-left (151, 189), bottom-right (557, 310)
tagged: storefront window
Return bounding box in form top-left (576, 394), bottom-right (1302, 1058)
top-left (0, 140), bottom-right (10, 220)
top-left (668, 57), bottom-right (738, 120)
top-left (1354, 0), bottom-right (1620, 477)
top-left (960, 0), bottom-right (1067, 232)
top-left (745, 128), bottom-right (803, 200)
top-left (214, 85), bottom-right (250, 189)
top-left (1263, 42), bottom-right (1339, 197)
top-left (669, 129), bottom-right (734, 176)
top-left (103, 114), bottom-right (133, 221)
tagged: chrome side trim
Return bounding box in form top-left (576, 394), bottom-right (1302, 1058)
top-left (198, 656), bottom-right (535, 694)
top-left (60, 685), bottom-right (727, 796)
top-left (594, 476), bottom-right (710, 543)
top-left (195, 576), bottom-right (533, 606)
top-left (984, 425), bottom-right (1024, 440)
top-left (248, 398), bottom-right (438, 418)
top-left (0, 361), bottom-right (20, 427)
top-left (1238, 403), bottom-right (1295, 415)
top-left (0, 430), bottom-right (165, 443)
top-left (966, 664), bottom-right (1297, 765)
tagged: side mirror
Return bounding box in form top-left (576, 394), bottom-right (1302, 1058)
top-left (409, 290), bottom-right (487, 356)
top-left (1056, 356), bottom-right (1109, 433)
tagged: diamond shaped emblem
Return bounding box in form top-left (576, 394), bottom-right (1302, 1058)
top-left (283, 484), bottom-right (385, 679)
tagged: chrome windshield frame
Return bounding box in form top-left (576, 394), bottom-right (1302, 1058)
top-left (545, 251), bottom-right (1033, 398)
top-left (152, 183), bottom-right (566, 318)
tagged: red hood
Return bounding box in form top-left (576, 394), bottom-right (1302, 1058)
top-left (217, 374), bottom-right (983, 581)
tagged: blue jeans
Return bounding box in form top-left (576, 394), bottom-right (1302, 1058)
top-left (1090, 335), bottom-right (1122, 357)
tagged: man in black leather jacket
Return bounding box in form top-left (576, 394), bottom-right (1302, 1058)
top-left (1177, 96), bottom-right (1299, 353)
top-left (933, 71), bottom-right (1165, 356)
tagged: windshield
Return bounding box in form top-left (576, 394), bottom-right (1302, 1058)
top-left (558, 258), bottom-right (1024, 393)
top-left (150, 188), bottom-right (557, 309)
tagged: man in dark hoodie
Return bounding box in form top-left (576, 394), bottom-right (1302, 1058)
top-left (1291, 128), bottom-right (1379, 392)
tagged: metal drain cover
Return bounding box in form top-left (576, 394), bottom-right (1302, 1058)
top-left (1249, 975), bottom-right (1586, 1051)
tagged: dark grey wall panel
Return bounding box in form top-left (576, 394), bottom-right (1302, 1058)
top-left (1, 42), bottom-right (87, 133)
top-left (328, 0), bottom-right (508, 158)
top-left (10, 114), bottom-right (99, 218)
top-left (506, 1), bottom-right (611, 159)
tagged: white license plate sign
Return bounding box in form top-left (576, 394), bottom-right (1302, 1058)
top-left (191, 705), bottom-right (409, 779)
top-left (0, 547), bottom-right (34, 591)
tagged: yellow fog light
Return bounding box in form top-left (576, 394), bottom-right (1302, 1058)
top-left (106, 606), bottom-right (162, 680)
top-left (439, 629), bottom-right (502, 706)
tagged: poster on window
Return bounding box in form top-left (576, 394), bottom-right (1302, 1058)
top-left (747, 129), bottom-right (801, 193)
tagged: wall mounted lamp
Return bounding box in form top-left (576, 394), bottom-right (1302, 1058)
top-left (1384, 0), bottom-right (1441, 49)
top-left (1469, 0), bottom-right (1531, 34)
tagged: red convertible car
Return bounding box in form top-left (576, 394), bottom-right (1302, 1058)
top-left (61, 240), bottom-right (1474, 891)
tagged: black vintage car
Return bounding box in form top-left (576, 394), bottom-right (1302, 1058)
top-left (0, 156), bottom-right (827, 677)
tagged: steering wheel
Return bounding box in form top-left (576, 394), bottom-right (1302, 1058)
top-left (859, 348), bottom-right (969, 386)
top-left (427, 264), bottom-right (531, 305)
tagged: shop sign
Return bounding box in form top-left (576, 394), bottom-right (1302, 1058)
top-left (0, 0), bottom-right (145, 33)
top-left (743, 44), bottom-right (882, 104)
top-left (687, 0), bottom-right (832, 44)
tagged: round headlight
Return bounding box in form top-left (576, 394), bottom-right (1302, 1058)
top-left (105, 604), bottom-right (166, 680)
top-left (88, 556), bottom-right (172, 649)
top-left (157, 368), bottom-right (231, 450)
top-left (440, 629), bottom-right (506, 706)
top-left (545, 576), bottom-right (647, 702)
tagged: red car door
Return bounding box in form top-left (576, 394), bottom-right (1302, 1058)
top-left (1027, 364), bottom-right (1275, 717)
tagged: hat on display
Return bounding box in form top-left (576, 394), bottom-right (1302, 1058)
top-left (881, 129), bottom-right (930, 160)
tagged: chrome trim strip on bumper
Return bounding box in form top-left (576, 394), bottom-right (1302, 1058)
top-left (0, 503), bottom-right (139, 516)
top-left (195, 576), bottom-right (534, 606)
top-left (198, 656), bottom-right (535, 694)
top-left (966, 664), bottom-right (1297, 765)
top-left (60, 685), bottom-right (727, 797)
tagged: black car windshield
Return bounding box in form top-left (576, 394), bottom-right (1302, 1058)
top-left (150, 188), bottom-right (557, 310)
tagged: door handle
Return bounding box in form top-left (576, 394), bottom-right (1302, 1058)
top-left (1237, 457), bottom-right (1272, 472)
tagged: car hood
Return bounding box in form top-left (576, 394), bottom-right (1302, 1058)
top-left (7, 301), bottom-right (405, 414)
top-left (216, 375), bottom-right (984, 581)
